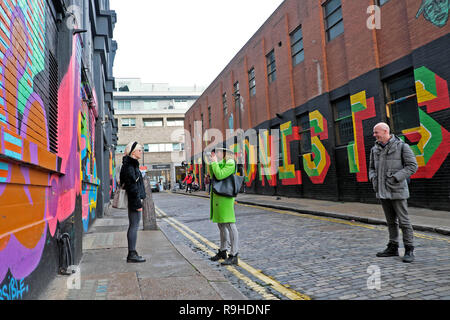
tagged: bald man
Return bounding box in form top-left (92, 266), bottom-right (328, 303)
top-left (369, 122), bottom-right (418, 263)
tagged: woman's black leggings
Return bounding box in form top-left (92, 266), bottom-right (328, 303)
top-left (127, 209), bottom-right (141, 252)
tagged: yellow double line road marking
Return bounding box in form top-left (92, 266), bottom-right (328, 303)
top-left (155, 206), bottom-right (311, 301)
top-left (172, 192), bottom-right (450, 243)
top-left (237, 203), bottom-right (450, 244)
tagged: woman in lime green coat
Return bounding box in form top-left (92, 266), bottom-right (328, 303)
top-left (208, 148), bottom-right (239, 265)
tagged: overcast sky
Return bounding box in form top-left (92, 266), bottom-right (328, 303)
top-left (109, 0), bottom-right (284, 87)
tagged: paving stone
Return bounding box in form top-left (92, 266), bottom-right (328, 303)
top-left (154, 193), bottom-right (450, 301)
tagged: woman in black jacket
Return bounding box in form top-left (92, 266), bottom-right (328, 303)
top-left (119, 141), bottom-right (146, 263)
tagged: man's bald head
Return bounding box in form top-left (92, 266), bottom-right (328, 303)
top-left (373, 122), bottom-right (392, 144)
top-left (374, 122), bottom-right (390, 133)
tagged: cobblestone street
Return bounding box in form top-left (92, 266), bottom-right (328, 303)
top-left (154, 192), bottom-right (450, 300)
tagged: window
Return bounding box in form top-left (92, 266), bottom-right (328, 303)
top-left (143, 100), bottom-right (158, 110)
top-left (377, 0), bottom-right (389, 5)
top-left (145, 143), bottom-right (175, 152)
top-left (117, 100), bottom-right (131, 110)
top-left (201, 113), bottom-right (204, 132)
top-left (297, 113), bottom-right (311, 154)
top-left (291, 26), bottom-right (304, 66)
top-left (248, 67), bottom-right (256, 96)
top-left (143, 118), bottom-right (163, 127)
top-left (233, 82), bottom-right (240, 106)
top-left (208, 106), bottom-right (212, 128)
top-left (384, 70), bottom-right (419, 134)
top-left (116, 145), bottom-right (126, 153)
top-left (173, 143), bottom-right (185, 151)
top-left (174, 99), bottom-right (188, 108)
top-left (324, 0), bottom-right (344, 41)
top-left (222, 93), bottom-right (228, 117)
top-left (333, 97), bottom-right (354, 146)
top-left (121, 118), bottom-right (136, 127)
top-left (167, 118), bottom-right (184, 127)
top-left (234, 82), bottom-right (241, 127)
top-left (266, 50), bottom-right (276, 83)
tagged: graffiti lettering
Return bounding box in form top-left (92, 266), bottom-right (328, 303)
top-left (0, 277), bottom-right (29, 300)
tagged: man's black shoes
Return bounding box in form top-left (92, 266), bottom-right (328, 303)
top-left (376, 242), bottom-right (399, 257)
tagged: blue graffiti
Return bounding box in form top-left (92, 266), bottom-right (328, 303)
top-left (0, 277), bottom-right (29, 300)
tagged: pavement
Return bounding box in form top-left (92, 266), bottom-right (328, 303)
top-left (39, 190), bottom-right (449, 301)
top-left (173, 189), bottom-right (450, 236)
top-left (39, 206), bottom-right (247, 300)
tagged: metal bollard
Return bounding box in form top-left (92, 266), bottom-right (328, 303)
top-left (142, 176), bottom-right (158, 230)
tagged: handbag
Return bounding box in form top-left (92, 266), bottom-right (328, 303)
top-left (212, 163), bottom-right (245, 198)
top-left (112, 185), bottom-right (128, 209)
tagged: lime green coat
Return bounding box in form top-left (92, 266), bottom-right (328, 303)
top-left (209, 158), bottom-right (236, 223)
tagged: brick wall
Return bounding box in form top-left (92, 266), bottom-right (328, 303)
top-left (185, 0), bottom-right (450, 211)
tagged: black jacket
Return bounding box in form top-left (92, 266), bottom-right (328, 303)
top-left (120, 156), bottom-right (146, 211)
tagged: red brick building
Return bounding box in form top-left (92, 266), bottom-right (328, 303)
top-left (185, 0), bottom-right (450, 210)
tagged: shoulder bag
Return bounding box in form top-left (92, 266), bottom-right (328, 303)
top-left (211, 162), bottom-right (245, 198)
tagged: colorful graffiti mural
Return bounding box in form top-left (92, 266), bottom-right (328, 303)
top-left (416, 0), bottom-right (449, 27)
top-left (0, 0), bottom-right (53, 284)
top-left (197, 66), bottom-right (449, 200)
top-left (302, 110), bottom-right (331, 184)
top-left (279, 121), bottom-right (302, 185)
top-left (347, 91), bottom-right (376, 182)
top-left (403, 66), bottom-right (450, 179)
top-left (0, 0), bottom-right (112, 297)
top-left (80, 85), bottom-right (99, 232)
top-left (258, 129), bottom-right (278, 187)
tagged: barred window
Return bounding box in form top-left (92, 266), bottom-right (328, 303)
top-left (384, 70), bottom-right (419, 134)
top-left (333, 96), bottom-right (354, 146)
top-left (297, 113), bottom-right (311, 154)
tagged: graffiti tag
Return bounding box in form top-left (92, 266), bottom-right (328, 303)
top-left (0, 277), bottom-right (29, 300)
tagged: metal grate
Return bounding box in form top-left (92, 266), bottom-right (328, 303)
top-left (48, 51), bottom-right (59, 154)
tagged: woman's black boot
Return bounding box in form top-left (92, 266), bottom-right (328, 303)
top-left (127, 250), bottom-right (146, 263)
top-left (221, 253), bottom-right (238, 265)
top-left (210, 249), bottom-right (227, 261)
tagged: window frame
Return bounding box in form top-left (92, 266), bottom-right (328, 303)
top-left (297, 113), bottom-right (312, 154)
top-left (266, 50), bottom-right (277, 83)
top-left (383, 70), bottom-right (419, 135)
top-left (222, 93), bottom-right (228, 117)
top-left (376, 0), bottom-right (389, 6)
top-left (248, 67), bottom-right (256, 96)
top-left (143, 118), bottom-right (163, 127)
top-left (118, 100), bottom-right (131, 110)
top-left (323, 0), bottom-right (344, 42)
top-left (208, 106), bottom-right (212, 128)
top-left (290, 26), bottom-right (304, 66)
top-left (332, 96), bottom-right (354, 146)
top-left (121, 118), bottom-right (136, 127)
top-left (166, 118), bottom-right (185, 127)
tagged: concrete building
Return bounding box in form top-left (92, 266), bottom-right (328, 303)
top-left (0, 0), bottom-right (118, 299)
top-left (113, 78), bottom-right (204, 188)
top-left (185, 0), bottom-right (450, 211)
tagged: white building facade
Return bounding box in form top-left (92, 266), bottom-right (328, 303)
top-left (113, 78), bottom-right (204, 188)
